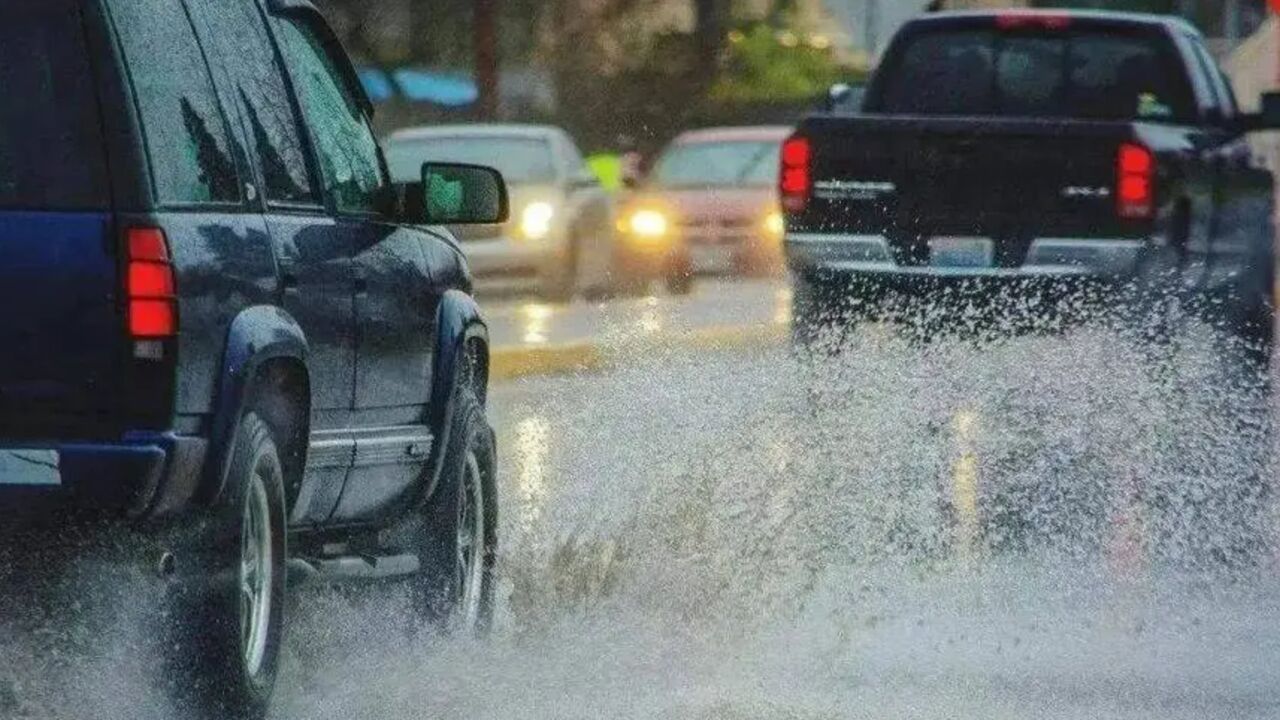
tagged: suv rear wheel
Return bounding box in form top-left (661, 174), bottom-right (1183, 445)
top-left (167, 412), bottom-right (286, 720)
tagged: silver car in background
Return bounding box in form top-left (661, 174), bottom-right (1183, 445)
top-left (385, 124), bottom-right (615, 300)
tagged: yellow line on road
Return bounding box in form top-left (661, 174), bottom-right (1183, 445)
top-left (489, 322), bottom-right (788, 382)
top-left (951, 409), bottom-right (982, 559)
top-left (490, 342), bottom-right (606, 382)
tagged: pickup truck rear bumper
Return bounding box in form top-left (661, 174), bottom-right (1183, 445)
top-left (1, 432), bottom-right (207, 525)
top-left (786, 233), bottom-right (1148, 279)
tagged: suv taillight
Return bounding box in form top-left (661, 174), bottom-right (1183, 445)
top-left (780, 135), bottom-right (811, 214)
top-left (126, 227), bottom-right (177, 339)
top-left (1117, 143), bottom-right (1155, 221)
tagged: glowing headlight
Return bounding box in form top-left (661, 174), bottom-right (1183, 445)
top-left (764, 210), bottom-right (785, 240)
top-left (627, 209), bottom-right (668, 239)
top-left (520, 202), bottom-right (555, 240)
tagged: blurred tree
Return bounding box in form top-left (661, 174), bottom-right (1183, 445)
top-left (710, 24), bottom-right (847, 103)
top-left (315, 0), bottom-right (840, 154)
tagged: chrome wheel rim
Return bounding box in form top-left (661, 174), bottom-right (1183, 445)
top-left (240, 467), bottom-right (273, 678)
top-left (456, 450), bottom-right (486, 627)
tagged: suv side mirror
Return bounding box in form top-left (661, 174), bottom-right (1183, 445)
top-left (1261, 91), bottom-right (1280, 128)
top-left (1241, 91), bottom-right (1280, 133)
top-left (402, 162), bottom-right (509, 225)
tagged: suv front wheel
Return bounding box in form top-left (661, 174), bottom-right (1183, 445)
top-left (412, 385), bottom-right (497, 632)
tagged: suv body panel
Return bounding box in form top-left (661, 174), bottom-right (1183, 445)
top-left (4, 0), bottom-right (490, 537)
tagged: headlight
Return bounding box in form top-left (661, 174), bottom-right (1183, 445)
top-left (520, 202), bottom-right (555, 241)
top-left (764, 210), bottom-right (785, 240)
top-left (627, 209), bottom-right (668, 239)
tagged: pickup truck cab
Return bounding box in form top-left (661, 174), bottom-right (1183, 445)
top-left (0, 1), bottom-right (503, 718)
top-left (785, 10), bottom-right (1280, 359)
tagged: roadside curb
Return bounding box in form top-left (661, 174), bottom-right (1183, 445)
top-left (490, 322), bottom-right (788, 382)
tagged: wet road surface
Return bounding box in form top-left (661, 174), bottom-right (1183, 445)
top-left (5, 289), bottom-right (1280, 719)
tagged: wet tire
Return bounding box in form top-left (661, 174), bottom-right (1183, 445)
top-left (791, 273), bottom-right (854, 351)
top-left (1229, 298), bottom-right (1274, 395)
top-left (165, 412), bottom-right (287, 720)
top-left (412, 385), bottom-right (498, 632)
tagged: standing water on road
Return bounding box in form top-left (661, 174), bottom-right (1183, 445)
top-left (5, 323), bottom-right (1280, 719)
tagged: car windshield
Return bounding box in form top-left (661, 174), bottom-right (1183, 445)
top-left (0, 1), bottom-right (107, 210)
top-left (385, 136), bottom-right (557, 185)
top-left (650, 140), bottom-right (780, 188)
top-left (875, 27), bottom-right (1196, 122)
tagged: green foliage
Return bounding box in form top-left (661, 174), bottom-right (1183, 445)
top-left (709, 24), bottom-right (855, 104)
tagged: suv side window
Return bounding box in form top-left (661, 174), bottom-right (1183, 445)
top-left (274, 17), bottom-right (387, 216)
top-left (107, 0), bottom-right (241, 205)
top-left (194, 0), bottom-right (319, 207)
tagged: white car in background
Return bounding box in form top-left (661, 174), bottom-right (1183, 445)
top-left (385, 124), bottom-right (618, 300)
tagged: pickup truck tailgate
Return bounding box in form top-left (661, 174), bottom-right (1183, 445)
top-left (798, 116), bottom-right (1144, 241)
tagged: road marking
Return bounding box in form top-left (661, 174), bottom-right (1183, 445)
top-left (490, 342), bottom-right (606, 381)
top-left (490, 322), bottom-right (788, 382)
top-left (951, 409), bottom-right (981, 558)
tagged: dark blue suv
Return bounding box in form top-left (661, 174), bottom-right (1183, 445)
top-left (1, 0), bottom-right (504, 717)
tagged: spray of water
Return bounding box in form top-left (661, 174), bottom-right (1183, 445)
top-left (4, 312), bottom-right (1280, 719)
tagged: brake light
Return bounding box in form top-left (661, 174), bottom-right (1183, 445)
top-left (1116, 143), bottom-right (1155, 220)
top-left (996, 13), bottom-right (1071, 30)
top-left (780, 135), bottom-right (811, 213)
top-left (126, 227), bottom-right (177, 339)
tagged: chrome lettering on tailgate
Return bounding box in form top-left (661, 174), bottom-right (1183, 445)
top-left (1062, 186), bottom-right (1112, 199)
top-left (814, 180), bottom-right (896, 201)
top-left (0, 450), bottom-right (61, 486)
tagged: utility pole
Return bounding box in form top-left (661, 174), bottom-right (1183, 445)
top-left (864, 0), bottom-right (879, 58)
top-left (474, 0), bottom-right (499, 120)
top-left (694, 0), bottom-right (728, 78)
top-left (1224, 0), bottom-right (1242, 46)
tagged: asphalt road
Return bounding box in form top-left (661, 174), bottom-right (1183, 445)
top-left (482, 277), bottom-right (791, 379)
top-left (276, 310), bottom-right (1280, 720)
top-left (7, 278), bottom-right (1280, 719)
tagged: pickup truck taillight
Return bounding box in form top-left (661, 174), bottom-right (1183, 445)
top-left (1116, 143), bottom-right (1154, 221)
top-left (126, 227), bottom-right (177, 339)
top-left (780, 135), bottom-right (811, 213)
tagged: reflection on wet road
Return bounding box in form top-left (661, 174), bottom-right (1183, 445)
top-left (485, 278), bottom-right (789, 351)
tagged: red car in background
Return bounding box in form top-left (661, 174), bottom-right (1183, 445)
top-left (616, 126), bottom-right (789, 294)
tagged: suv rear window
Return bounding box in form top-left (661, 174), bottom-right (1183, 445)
top-left (0, 1), bottom-right (108, 210)
top-left (875, 26), bottom-right (1195, 123)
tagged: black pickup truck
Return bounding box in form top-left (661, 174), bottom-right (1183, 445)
top-left (784, 10), bottom-right (1280, 359)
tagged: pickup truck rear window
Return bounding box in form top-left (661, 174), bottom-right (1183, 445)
top-left (0, 1), bottom-right (108, 210)
top-left (876, 28), bottom-right (1195, 123)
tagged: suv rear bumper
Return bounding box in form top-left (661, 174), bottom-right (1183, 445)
top-left (1, 432), bottom-right (207, 523)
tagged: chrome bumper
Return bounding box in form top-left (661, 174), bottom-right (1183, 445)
top-left (785, 233), bottom-right (1146, 279)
